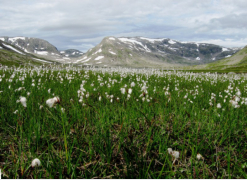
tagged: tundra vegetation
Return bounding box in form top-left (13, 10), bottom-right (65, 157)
top-left (0, 66), bottom-right (247, 178)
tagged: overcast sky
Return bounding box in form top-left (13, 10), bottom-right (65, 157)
top-left (0, 0), bottom-right (247, 52)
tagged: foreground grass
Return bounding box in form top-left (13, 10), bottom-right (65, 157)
top-left (0, 67), bottom-right (247, 178)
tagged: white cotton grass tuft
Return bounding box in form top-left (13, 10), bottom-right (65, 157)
top-left (19, 96), bottom-right (27, 107)
top-left (216, 103), bottom-right (221, 109)
top-left (171, 151), bottom-right (179, 159)
top-left (196, 153), bottom-right (204, 160)
top-left (46, 97), bottom-right (60, 108)
top-left (131, 82), bottom-right (136, 87)
top-left (167, 148), bottom-right (173, 154)
top-left (128, 88), bottom-right (133, 94)
top-left (31, 158), bottom-right (41, 167)
top-left (120, 88), bottom-right (125, 94)
top-left (168, 148), bottom-right (179, 164)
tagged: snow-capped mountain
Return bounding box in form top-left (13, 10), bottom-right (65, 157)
top-left (0, 36), bottom-right (240, 68)
top-left (60, 49), bottom-right (84, 58)
top-left (0, 36), bottom-right (83, 63)
top-left (0, 39), bottom-right (55, 66)
top-left (74, 36), bottom-right (239, 67)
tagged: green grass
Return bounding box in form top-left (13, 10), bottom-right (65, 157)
top-left (1, 67), bottom-right (247, 178)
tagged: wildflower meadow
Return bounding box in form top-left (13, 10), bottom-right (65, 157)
top-left (0, 66), bottom-right (247, 178)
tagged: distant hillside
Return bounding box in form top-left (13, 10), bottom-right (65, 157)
top-left (74, 36), bottom-right (239, 68)
top-left (0, 36), bottom-right (242, 68)
top-left (0, 36), bottom-right (83, 63)
top-left (0, 40), bottom-right (55, 66)
top-left (60, 49), bottom-right (84, 58)
top-left (193, 45), bottom-right (247, 70)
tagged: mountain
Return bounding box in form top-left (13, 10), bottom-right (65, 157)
top-left (0, 39), bottom-right (55, 66)
top-left (0, 36), bottom-right (83, 63)
top-left (0, 36), bottom-right (241, 68)
top-left (195, 45), bottom-right (247, 70)
top-left (60, 49), bottom-right (84, 58)
top-left (74, 36), bottom-right (239, 68)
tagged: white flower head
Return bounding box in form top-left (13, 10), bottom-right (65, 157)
top-left (46, 97), bottom-right (60, 108)
top-left (172, 151), bottom-right (179, 159)
top-left (217, 103), bottom-right (221, 109)
top-left (20, 96), bottom-right (27, 107)
top-left (31, 158), bottom-right (41, 167)
top-left (236, 91), bottom-right (241, 96)
top-left (131, 82), bottom-right (136, 87)
top-left (167, 148), bottom-right (173, 154)
top-left (197, 153), bottom-right (203, 160)
top-left (235, 96), bottom-right (240, 102)
top-left (128, 88), bottom-right (133, 94)
top-left (120, 88), bottom-right (125, 94)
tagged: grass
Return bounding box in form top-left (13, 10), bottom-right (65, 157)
top-left (1, 66), bottom-right (247, 178)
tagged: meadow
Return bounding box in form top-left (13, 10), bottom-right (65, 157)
top-left (0, 66), bottom-right (247, 178)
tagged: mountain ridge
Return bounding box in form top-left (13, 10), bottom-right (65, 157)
top-left (0, 35), bottom-right (243, 68)
top-left (74, 36), bottom-right (240, 67)
top-left (0, 36), bottom-right (83, 63)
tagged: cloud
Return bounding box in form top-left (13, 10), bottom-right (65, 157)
top-left (210, 13), bottom-right (247, 29)
top-left (0, 0), bottom-right (247, 51)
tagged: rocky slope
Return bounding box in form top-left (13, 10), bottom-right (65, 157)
top-left (0, 40), bottom-right (55, 66)
top-left (196, 45), bottom-right (247, 70)
top-left (74, 36), bottom-right (239, 68)
top-left (0, 36), bottom-right (241, 68)
top-left (0, 36), bottom-right (83, 63)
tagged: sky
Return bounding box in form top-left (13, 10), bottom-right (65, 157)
top-left (0, 0), bottom-right (247, 52)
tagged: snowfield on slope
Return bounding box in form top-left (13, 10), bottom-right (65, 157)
top-left (95, 56), bottom-right (104, 61)
top-left (2, 43), bottom-right (25, 55)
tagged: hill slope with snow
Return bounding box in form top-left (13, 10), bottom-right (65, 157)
top-left (74, 36), bottom-right (239, 68)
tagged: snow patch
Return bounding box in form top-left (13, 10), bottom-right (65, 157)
top-left (96, 61), bottom-right (102, 64)
top-left (60, 51), bottom-right (65, 54)
top-left (196, 57), bottom-right (201, 61)
top-left (35, 50), bottom-right (48, 55)
top-left (32, 58), bottom-right (52, 63)
top-left (168, 40), bottom-right (176, 44)
top-left (9, 37), bottom-right (25, 42)
top-left (2, 43), bottom-right (25, 55)
top-left (225, 55), bottom-right (232, 58)
top-left (92, 48), bottom-right (102, 55)
top-left (109, 51), bottom-right (116, 55)
top-left (109, 37), bottom-right (115, 40)
top-left (119, 38), bottom-right (152, 52)
top-left (119, 38), bottom-right (143, 46)
top-left (140, 37), bottom-right (165, 43)
top-left (0, 38), bottom-right (5, 41)
top-left (76, 57), bottom-right (91, 63)
top-left (222, 48), bottom-right (229, 52)
top-left (56, 59), bottom-right (65, 61)
top-left (95, 56), bottom-right (104, 61)
top-left (212, 57), bottom-right (216, 61)
top-left (168, 47), bottom-right (178, 51)
top-left (129, 54), bottom-right (132, 56)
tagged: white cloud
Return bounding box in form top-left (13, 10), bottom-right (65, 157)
top-left (0, 0), bottom-right (246, 51)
